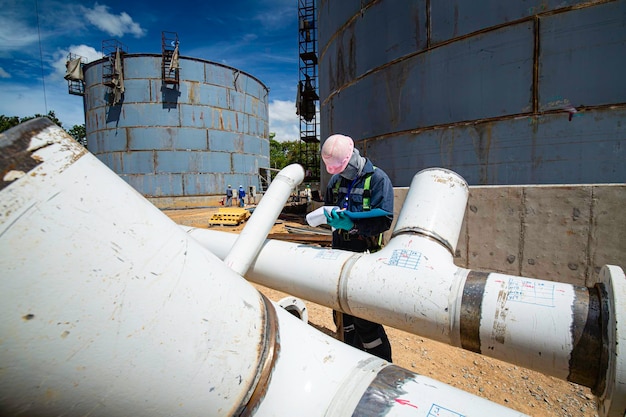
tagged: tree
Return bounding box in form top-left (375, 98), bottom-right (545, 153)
top-left (269, 138), bottom-right (301, 170)
top-left (68, 124), bottom-right (87, 147)
top-left (19, 110), bottom-right (63, 129)
top-left (269, 132), bottom-right (321, 180)
top-left (0, 115), bottom-right (21, 132)
top-left (0, 111), bottom-right (63, 133)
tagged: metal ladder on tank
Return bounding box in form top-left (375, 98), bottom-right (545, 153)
top-left (161, 31), bottom-right (180, 85)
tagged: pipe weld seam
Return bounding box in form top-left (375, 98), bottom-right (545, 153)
top-left (337, 253), bottom-right (364, 316)
top-left (239, 293), bottom-right (280, 417)
top-left (459, 270), bottom-right (489, 354)
top-left (391, 227), bottom-right (454, 255)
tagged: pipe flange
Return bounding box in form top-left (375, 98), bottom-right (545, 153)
top-left (278, 296), bottom-right (308, 324)
top-left (597, 265), bottom-right (626, 417)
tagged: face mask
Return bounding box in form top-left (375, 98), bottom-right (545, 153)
top-left (340, 162), bottom-right (359, 180)
top-left (340, 150), bottom-right (365, 180)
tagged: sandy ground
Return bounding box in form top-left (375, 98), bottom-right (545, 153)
top-left (164, 206), bottom-right (600, 417)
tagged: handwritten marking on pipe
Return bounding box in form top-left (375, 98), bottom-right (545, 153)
top-left (506, 277), bottom-right (556, 307)
top-left (427, 403), bottom-right (465, 416)
top-left (395, 398), bottom-right (418, 408)
top-left (314, 250), bottom-right (342, 260)
top-left (387, 249), bottom-right (422, 269)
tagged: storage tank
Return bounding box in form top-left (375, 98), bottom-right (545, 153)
top-left (82, 53), bottom-right (269, 201)
top-left (318, 0), bottom-right (626, 186)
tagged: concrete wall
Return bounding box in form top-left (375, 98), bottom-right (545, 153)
top-left (392, 183), bottom-right (626, 287)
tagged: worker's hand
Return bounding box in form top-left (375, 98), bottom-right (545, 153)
top-left (324, 209), bottom-right (354, 231)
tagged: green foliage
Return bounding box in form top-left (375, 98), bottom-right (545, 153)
top-left (1, 111), bottom-right (63, 133)
top-left (18, 110), bottom-right (64, 129)
top-left (269, 136), bottom-right (320, 180)
top-left (269, 138), bottom-right (301, 169)
top-left (68, 124), bottom-right (87, 147)
top-left (0, 115), bottom-right (21, 132)
top-left (0, 111), bottom-right (86, 147)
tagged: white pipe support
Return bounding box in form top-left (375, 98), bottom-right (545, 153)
top-left (0, 118), bottom-right (532, 417)
top-left (223, 163), bottom-right (304, 276)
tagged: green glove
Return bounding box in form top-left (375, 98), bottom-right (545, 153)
top-left (324, 209), bottom-right (354, 231)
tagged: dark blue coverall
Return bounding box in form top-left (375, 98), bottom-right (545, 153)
top-left (324, 158), bottom-right (394, 362)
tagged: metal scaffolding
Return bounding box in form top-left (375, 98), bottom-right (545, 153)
top-left (297, 0), bottom-right (320, 181)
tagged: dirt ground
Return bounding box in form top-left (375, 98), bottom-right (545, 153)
top-left (164, 206), bottom-right (600, 417)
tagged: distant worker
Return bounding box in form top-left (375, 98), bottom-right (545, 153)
top-left (304, 184), bottom-right (312, 203)
top-left (248, 186), bottom-right (255, 205)
top-left (225, 185), bottom-right (233, 207)
top-left (238, 185), bottom-right (246, 208)
top-left (322, 133), bottom-right (394, 362)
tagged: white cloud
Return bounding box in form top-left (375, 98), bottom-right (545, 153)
top-left (82, 3), bottom-right (146, 38)
top-left (0, 15), bottom-right (39, 54)
top-left (270, 99), bottom-right (298, 122)
top-left (269, 99), bottom-right (300, 142)
top-left (69, 44), bottom-right (105, 63)
top-left (0, 67), bottom-right (10, 78)
top-left (253, 0), bottom-right (296, 31)
top-left (241, 33), bottom-right (259, 43)
top-left (51, 45), bottom-right (104, 78)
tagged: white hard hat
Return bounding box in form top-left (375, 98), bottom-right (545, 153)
top-left (322, 134), bottom-right (354, 174)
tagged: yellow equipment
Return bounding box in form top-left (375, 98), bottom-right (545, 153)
top-left (208, 208), bottom-right (250, 226)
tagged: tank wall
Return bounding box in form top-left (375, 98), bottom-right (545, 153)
top-left (83, 55), bottom-right (269, 197)
top-left (318, 0), bottom-right (626, 186)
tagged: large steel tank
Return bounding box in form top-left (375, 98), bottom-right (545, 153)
top-left (83, 54), bottom-right (269, 199)
top-left (318, 0), bottom-right (626, 186)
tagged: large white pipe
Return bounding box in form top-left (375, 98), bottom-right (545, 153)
top-left (224, 163), bottom-right (304, 276)
top-left (393, 167), bottom-right (467, 254)
top-left (186, 169), bottom-right (626, 417)
top-left (0, 118), bottom-right (530, 416)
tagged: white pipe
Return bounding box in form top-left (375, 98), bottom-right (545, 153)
top-left (0, 118), bottom-right (529, 416)
top-left (186, 169), bottom-right (626, 417)
top-left (0, 120), bottom-right (270, 416)
top-left (393, 168), bottom-right (468, 254)
top-left (278, 296), bottom-right (309, 323)
top-left (223, 163), bottom-right (304, 276)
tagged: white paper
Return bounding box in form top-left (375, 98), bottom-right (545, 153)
top-left (306, 206), bottom-right (340, 227)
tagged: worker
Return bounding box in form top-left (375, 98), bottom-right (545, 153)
top-left (225, 185), bottom-right (233, 207)
top-left (248, 186), bottom-right (255, 205)
top-left (304, 184), bottom-right (312, 203)
top-left (238, 185), bottom-right (246, 207)
top-left (321, 133), bottom-right (394, 362)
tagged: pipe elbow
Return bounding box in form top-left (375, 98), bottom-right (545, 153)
top-left (275, 164), bottom-right (305, 187)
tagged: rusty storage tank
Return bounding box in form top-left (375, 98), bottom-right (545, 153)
top-left (82, 53), bottom-right (269, 202)
top-left (318, 0), bottom-right (626, 186)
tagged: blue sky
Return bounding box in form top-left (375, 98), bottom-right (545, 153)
top-left (0, 0), bottom-right (301, 141)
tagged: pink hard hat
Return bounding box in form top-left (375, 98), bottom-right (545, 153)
top-left (322, 134), bottom-right (354, 174)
